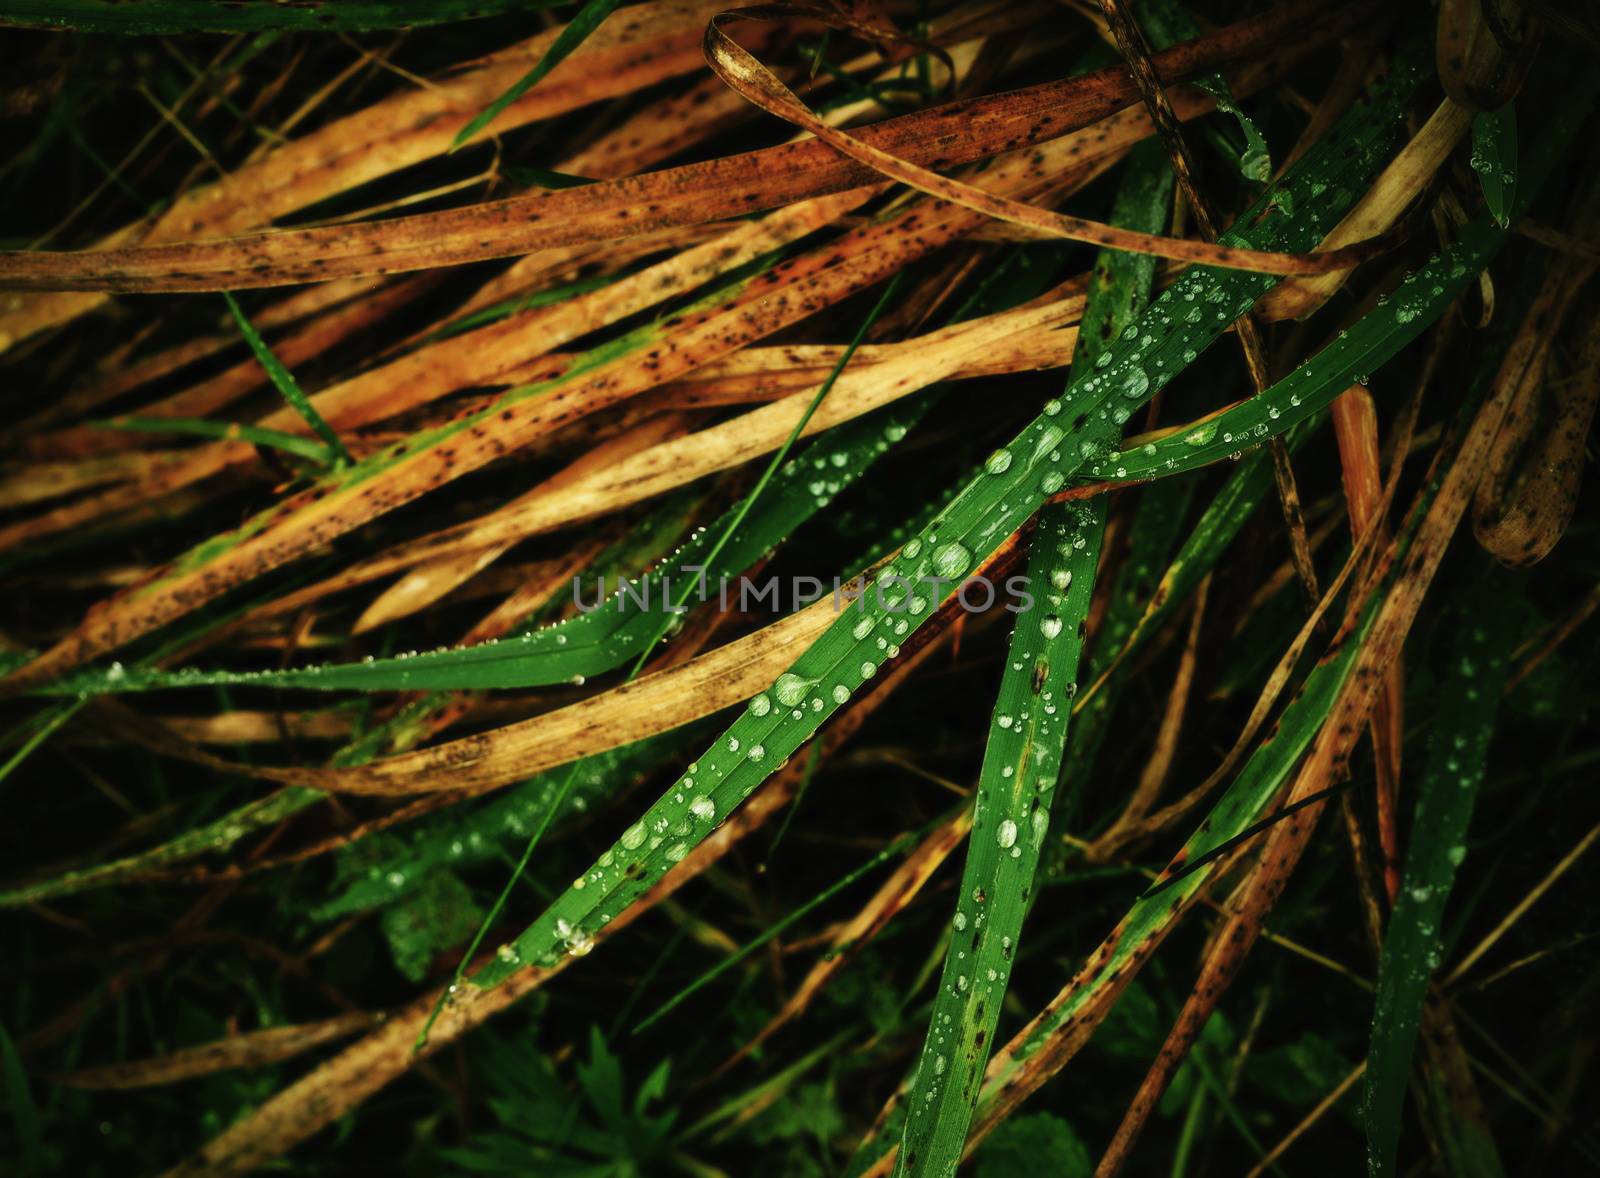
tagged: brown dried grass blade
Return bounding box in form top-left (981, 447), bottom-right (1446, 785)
top-left (705, 7), bottom-right (1388, 276)
top-left (0, 0), bottom-right (1376, 294)
top-left (59, 1012), bottom-right (381, 1091)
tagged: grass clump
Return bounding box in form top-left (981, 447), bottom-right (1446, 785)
top-left (1, 2), bottom-right (1598, 1175)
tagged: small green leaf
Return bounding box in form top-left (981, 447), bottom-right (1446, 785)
top-left (1471, 103), bottom-right (1517, 229)
top-left (1247, 1034), bottom-right (1353, 1107)
top-left (380, 868), bottom-right (484, 983)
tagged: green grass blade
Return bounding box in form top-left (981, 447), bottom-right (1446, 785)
top-left (977, 594), bottom-right (1377, 1084)
top-left (892, 504), bottom-right (1101, 1176)
top-left (1054, 471), bottom-right (1193, 803)
top-left (630, 271), bottom-right (908, 675)
top-left (466, 41), bottom-right (1429, 993)
top-left (963, 267), bottom-right (1539, 1153)
top-left (847, 577), bottom-right (1388, 1176)
top-left (1080, 83), bottom-right (1585, 490)
top-left (338, 489), bottom-right (714, 761)
top-left (1471, 103), bottom-right (1517, 229)
top-left (0, 699), bottom-right (85, 795)
top-left (1052, 135), bottom-right (1187, 807)
top-left (450, 0), bottom-right (625, 150)
top-left (223, 292), bottom-right (351, 468)
top-left (1139, 0), bottom-right (1271, 181)
top-left (315, 731), bottom-right (701, 921)
top-left (0, 787), bottom-right (318, 908)
top-left (35, 258), bottom-right (1058, 701)
top-left (895, 139), bottom-right (1172, 1178)
top-left (418, 269), bottom-right (911, 1047)
top-left (1363, 564), bottom-right (1520, 1178)
top-left (37, 401), bottom-right (911, 697)
top-left (0, 1021), bottom-right (41, 1177)
top-left (94, 415), bottom-right (338, 465)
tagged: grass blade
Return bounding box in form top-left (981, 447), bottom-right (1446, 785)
top-left (1139, 0), bottom-right (1272, 181)
top-left (892, 507), bottom-right (1100, 1176)
top-left (0, 1020), bottom-right (42, 1176)
top-left (895, 139), bottom-right (1171, 1178)
top-left (1076, 94), bottom-right (1570, 491)
top-left (1363, 564), bottom-right (1519, 1178)
top-left (93, 416), bottom-right (339, 465)
top-left (223, 292), bottom-right (351, 468)
top-left (1471, 102), bottom-right (1517, 229)
top-left (451, 0), bottom-right (628, 150)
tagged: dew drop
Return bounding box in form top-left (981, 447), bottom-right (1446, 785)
top-left (932, 542), bottom-right (972, 579)
top-left (773, 672), bottom-right (816, 707)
